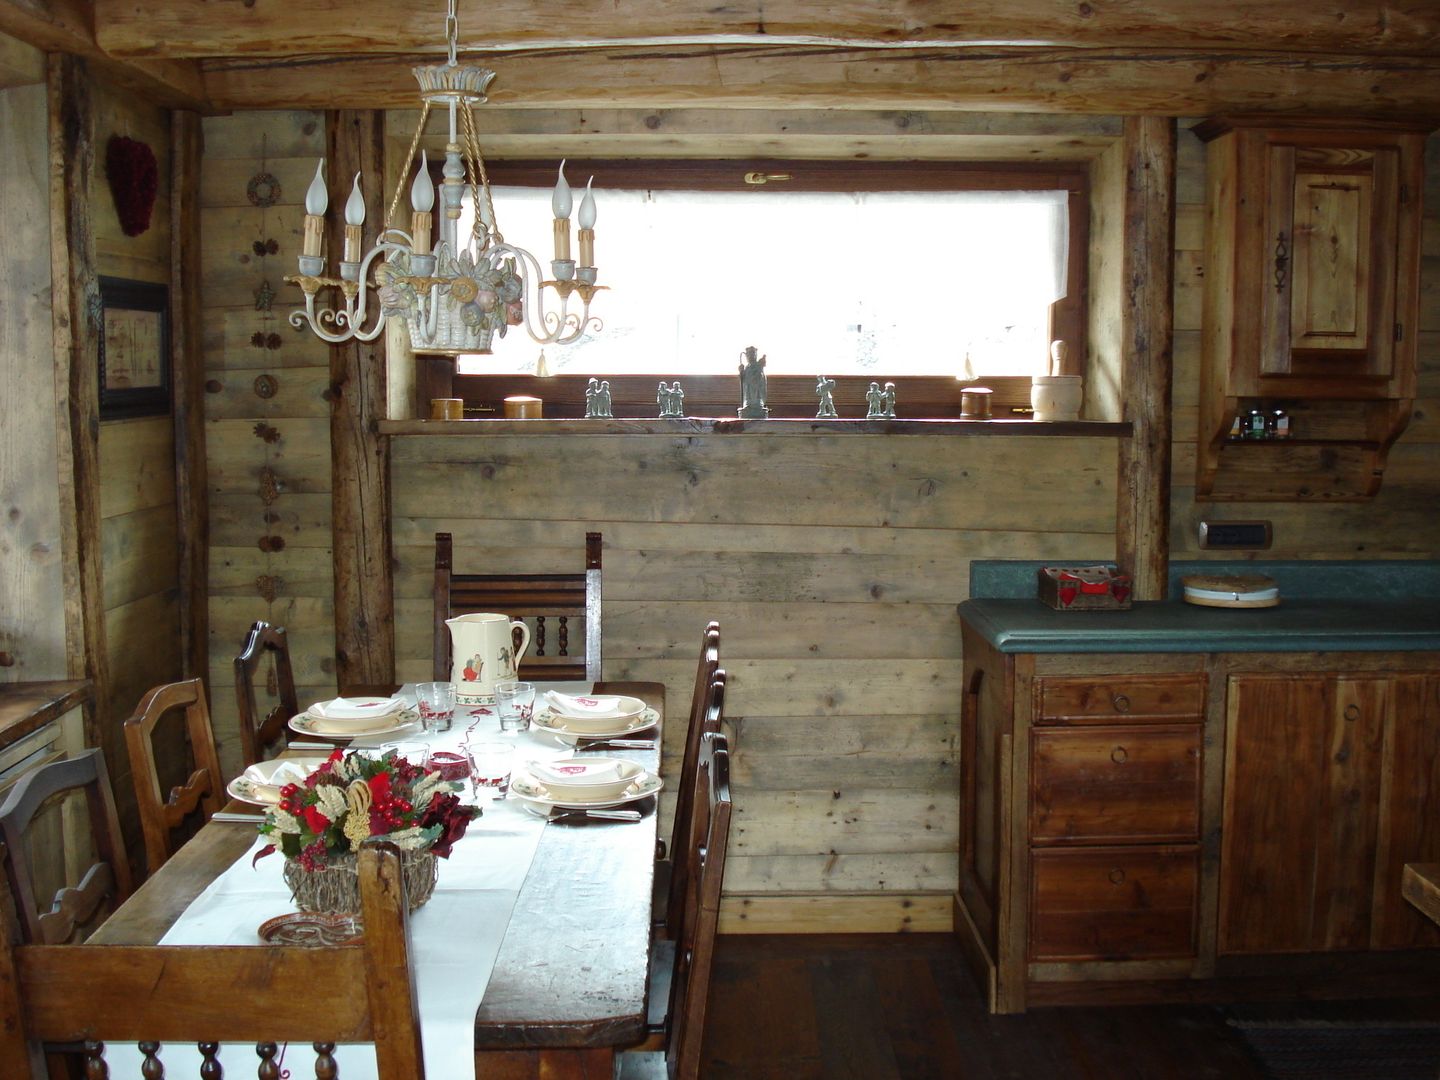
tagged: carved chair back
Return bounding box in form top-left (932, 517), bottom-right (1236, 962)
top-left (123, 678), bottom-right (225, 876)
top-left (234, 620), bottom-right (299, 767)
top-left (0, 842), bottom-right (425, 1080)
top-left (433, 531), bottom-right (603, 683)
top-left (0, 748), bottom-right (132, 945)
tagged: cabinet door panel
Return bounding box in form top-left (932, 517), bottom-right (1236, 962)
top-left (1031, 726), bottom-right (1201, 844)
top-left (1030, 846), bottom-right (1199, 962)
top-left (1373, 674), bottom-right (1440, 949)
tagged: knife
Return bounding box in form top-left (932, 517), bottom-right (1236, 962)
top-left (547, 808), bottom-right (642, 823)
top-left (576, 739), bottom-right (658, 751)
top-left (212, 811), bottom-right (266, 824)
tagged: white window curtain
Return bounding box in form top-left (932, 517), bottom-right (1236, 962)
top-left (459, 186), bottom-right (1068, 377)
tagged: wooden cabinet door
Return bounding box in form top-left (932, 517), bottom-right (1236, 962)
top-left (1219, 674), bottom-right (1387, 954)
top-left (1372, 674), bottom-right (1440, 949)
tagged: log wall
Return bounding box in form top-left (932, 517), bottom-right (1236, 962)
top-left (197, 108), bottom-right (1440, 931)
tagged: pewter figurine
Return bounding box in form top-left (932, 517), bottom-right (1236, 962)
top-left (658, 380), bottom-right (686, 418)
top-left (738, 345), bottom-right (769, 419)
top-left (595, 379), bottom-right (614, 418)
top-left (865, 381), bottom-right (885, 419)
top-left (816, 375), bottom-right (838, 418)
top-left (882, 381), bottom-right (897, 419)
top-left (584, 377), bottom-right (602, 418)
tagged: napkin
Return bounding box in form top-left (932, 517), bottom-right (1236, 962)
top-left (527, 758), bottom-right (624, 786)
top-left (542, 691), bottom-right (628, 720)
top-left (307, 696), bottom-right (403, 721)
top-left (240, 759), bottom-right (318, 802)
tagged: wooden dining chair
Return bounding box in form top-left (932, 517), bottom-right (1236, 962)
top-left (622, 730), bottom-right (733, 1080)
top-left (0, 748), bottom-right (133, 945)
top-left (655, 632), bottom-right (724, 939)
top-left (433, 530), bottom-right (603, 682)
top-left (123, 678), bottom-right (226, 876)
top-left (234, 619), bottom-right (299, 767)
top-left (0, 841), bottom-right (425, 1080)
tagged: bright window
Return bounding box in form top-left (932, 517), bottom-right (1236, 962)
top-left (456, 170), bottom-right (1077, 381)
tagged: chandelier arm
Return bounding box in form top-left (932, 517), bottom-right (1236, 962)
top-left (491, 242), bottom-right (567, 344)
top-left (384, 99), bottom-right (434, 231)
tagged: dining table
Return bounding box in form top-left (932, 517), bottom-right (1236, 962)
top-left (88, 679), bottom-right (665, 1080)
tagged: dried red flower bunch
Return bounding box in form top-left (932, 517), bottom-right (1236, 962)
top-left (105, 134), bottom-right (159, 237)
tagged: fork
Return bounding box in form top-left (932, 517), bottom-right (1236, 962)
top-left (575, 738), bottom-right (658, 751)
top-left (546, 808), bottom-right (642, 823)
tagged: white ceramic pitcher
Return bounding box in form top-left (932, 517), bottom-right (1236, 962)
top-left (446, 613), bottom-right (531, 705)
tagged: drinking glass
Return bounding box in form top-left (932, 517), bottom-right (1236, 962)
top-left (469, 741), bottom-right (515, 798)
top-left (415, 681), bottom-right (455, 733)
top-left (495, 681), bottom-right (536, 734)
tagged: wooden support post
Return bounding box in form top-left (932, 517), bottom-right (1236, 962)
top-left (170, 109), bottom-right (208, 683)
top-left (46, 54), bottom-right (106, 749)
top-left (1115, 116), bottom-right (1175, 600)
top-left (325, 109), bottom-right (395, 690)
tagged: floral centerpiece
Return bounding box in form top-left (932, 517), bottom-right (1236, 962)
top-left (256, 748), bottom-right (480, 914)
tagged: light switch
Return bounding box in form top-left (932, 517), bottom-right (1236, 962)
top-left (1198, 520), bottom-right (1273, 550)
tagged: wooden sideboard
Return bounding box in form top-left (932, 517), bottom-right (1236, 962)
top-left (955, 625), bottom-right (1440, 1013)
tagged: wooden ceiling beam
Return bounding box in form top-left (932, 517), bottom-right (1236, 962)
top-left (0, 0), bottom-right (210, 108)
top-left (94, 0), bottom-right (1440, 60)
top-left (202, 45), bottom-right (1440, 118)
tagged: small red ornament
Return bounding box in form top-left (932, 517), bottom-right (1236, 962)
top-left (105, 135), bottom-right (159, 237)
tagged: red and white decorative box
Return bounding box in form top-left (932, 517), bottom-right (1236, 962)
top-left (1037, 566), bottom-right (1133, 611)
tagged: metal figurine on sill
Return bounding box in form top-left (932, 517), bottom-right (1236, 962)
top-left (882, 381), bottom-right (897, 419)
top-left (738, 345), bottom-right (769, 419)
top-left (815, 375), bottom-right (838, 418)
top-left (657, 381), bottom-right (685, 418)
top-left (865, 381), bottom-right (885, 419)
top-left (584, 377), bottom-right (614, 419)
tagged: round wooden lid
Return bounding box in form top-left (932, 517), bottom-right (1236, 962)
top-left (1181, 573), bottom-right (1279, 608)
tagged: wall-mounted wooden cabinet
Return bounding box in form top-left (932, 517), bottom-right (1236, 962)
top-left (1195, 118), bottom-right (1428, 501)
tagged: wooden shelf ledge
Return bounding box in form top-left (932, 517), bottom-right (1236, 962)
top-left (376, 418), bottom-right (1133, 437)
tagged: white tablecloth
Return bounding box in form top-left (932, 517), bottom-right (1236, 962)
top-left (107, 683), bottom-right (594, 1080)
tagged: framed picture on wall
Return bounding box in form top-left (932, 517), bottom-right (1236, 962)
top-left (98, 276), bottom-right (171, 418)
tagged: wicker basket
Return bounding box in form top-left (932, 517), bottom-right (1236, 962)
top-left (283, 849), bottom-right (438, 915)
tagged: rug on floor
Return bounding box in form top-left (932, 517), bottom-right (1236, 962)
top-left (1228, 1019), bottom-right (1440, 1080)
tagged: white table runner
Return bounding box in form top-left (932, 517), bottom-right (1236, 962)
top-left (107, 683), bottom-right (595, 1080)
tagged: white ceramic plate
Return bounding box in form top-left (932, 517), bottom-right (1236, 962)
top-left (537, 694), bottom-right (647, 732)
top-left (287, 709), bottom-right (420, 739)
top-left (523, 757), bottom-right (645, 801)
top-left (509, 767), bottom-right (662, 810)
top-left (226, 756), bottom-right (329, 806)
top-left (531, 706), bottom-right (659, 741)
top-left (305, 696), bottom-right (404, 722)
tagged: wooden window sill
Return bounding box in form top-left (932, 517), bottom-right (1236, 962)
top-left (376, 417), bottom-right (1132, 437)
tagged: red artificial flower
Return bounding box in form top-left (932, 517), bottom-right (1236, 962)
top-left (368, 770), bottom-right (393, 801)
top-left (302, 805), bottom-right (331, 835)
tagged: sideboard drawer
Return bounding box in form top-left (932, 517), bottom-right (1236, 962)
top-left (1030, 726), bottom-right (1202, 844)
top-left (1030, 846), bottom-right (1199, 962)
top-left (1037, 675), bottom-right (1206, 725)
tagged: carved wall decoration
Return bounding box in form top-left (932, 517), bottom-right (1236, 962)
top-left (251, 238), bottom-right (279, 257)
top-left (253, 422), bottom-right (281, 443)
top-left (254, 280), bottom-right (276, 311)
top-left (246, 171), bottom-right (281, 208)
top-left (258, 466), bottom-right (280, 505)
top-left (253, 373), bottom-right (278, 399)
top-left (255, 574), bottom-right (282, 603)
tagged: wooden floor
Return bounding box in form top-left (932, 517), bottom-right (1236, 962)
top-left (699, 934), bottom-right (1440, 1079)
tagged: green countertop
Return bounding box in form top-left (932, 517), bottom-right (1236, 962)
top-left (959, 597), bottom-right (1440, 654)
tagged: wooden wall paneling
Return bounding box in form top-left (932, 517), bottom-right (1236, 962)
top-left (0, 81), bottom-right (64, 679)
top-left (172, 109), bottom-right (208, 683)
top-left (1115, 116), bottom-right (1176, 599)
top-left (204, 365), bottom-right (332, 419)
top-left (47, 54), bottom-right (105, 748)
top-left (1086, 139), bottom-right (1125, 423)
top-left (0, 29), bottom-right (41, 88)
top-left (324, 109), bottom-right (393, 691)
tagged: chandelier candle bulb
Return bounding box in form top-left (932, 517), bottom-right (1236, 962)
top-left (341, 172), bottom-right (365, 271)
top-left (301, 160), bottom-right (327, 263)
top-left (577, 176), bottom-right (597, 275)
top-left (410, 151), bottom-right (435, 260)
top-left (552, 160), bottom-right (573, 267)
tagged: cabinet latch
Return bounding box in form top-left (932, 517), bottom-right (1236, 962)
top-left (1396, 322), bottom-right (1404, 343)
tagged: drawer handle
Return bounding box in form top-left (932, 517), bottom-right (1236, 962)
top-left (1111, 692), bottom-right (1131, 713)
top-left (1108, 868), bottom-right (1126, 885)
top-left (1111, 746), bottom-right (1128, 764)
top-left (1344, 703), bottom-right (1361, 722)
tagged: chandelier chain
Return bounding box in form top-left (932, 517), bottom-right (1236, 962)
top-left (458, 99), bottom-right (502, 247)
top-left (445, 0), bottom-right (458, 66)
top-left (384, 99), bottom-right (434, 232)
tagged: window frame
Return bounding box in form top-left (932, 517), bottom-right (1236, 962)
top-left (436, 158), bottom-right (1088, 419)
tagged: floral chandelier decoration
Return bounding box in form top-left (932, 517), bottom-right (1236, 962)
top-left (286, 0), bottom-right (603, 355)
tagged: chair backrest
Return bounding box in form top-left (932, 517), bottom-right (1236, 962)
top-left (665, 657), bottom-right (725, 939)
top-left (123, 678), bottom-right (226, 876)
top-left (433, 530), bottom-right (603, 682)
top-left (0, 842), bottom-right (425, 1080)
top-left (233, 620), bottom-right (299, 767)
top-left (665, 730), bottom-right (733, 1080)
top-left (0, 749), bottom-right (133, 945)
